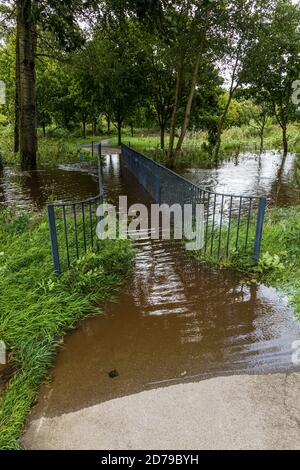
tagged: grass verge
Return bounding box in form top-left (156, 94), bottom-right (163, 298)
top-left (0, 209), bottom-right (134, 449)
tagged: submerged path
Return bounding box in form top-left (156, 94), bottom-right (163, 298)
top-left (23, 151), bottom-right (300, 449)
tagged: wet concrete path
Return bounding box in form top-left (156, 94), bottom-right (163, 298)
top-left (23, 153), bottom-right (300, 433)
top-left (23, 372), bottom-right (300, 450)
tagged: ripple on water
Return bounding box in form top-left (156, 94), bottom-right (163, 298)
top-left (25, 153), bottom-right (300, 419)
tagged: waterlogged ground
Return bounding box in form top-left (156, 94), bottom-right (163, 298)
top-left (0, 163), bottom-right (99, 211)
top-left (1, 150), bottom-right (299, 210)
top-left (14, 150), bottom-right (300, 420)
top-left (181, 150), bottom-right (300, 207)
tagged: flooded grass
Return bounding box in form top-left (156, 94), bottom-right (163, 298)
top-left (108, 123), bottom-right (300, 169)
top-left (0, 209), bottom-right (134, 449)
top-left (194, 206), bottom-right (300, 320)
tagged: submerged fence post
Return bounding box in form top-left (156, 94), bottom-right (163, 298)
top-left (47, 204), bottom-right (61, 276)
top-left (254, 196), bottom-right (267, 261)
top-left (98, 143), bottom-right (104, 197)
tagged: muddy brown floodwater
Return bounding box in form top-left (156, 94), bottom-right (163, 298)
top-left (25, 152), bottom-right (300, 420)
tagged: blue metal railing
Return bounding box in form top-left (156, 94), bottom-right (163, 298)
top-left (48, 144), bottom-right (103, 276)
top-left (121, 144), bottom-right (266, 261)
top-left (48, 142), bottom-right (266, 275)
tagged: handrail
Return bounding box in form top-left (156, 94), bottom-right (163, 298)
top-left (122, 144), bottom-right (263, 201)
top-left (121, 144), bottom-right (267, 262)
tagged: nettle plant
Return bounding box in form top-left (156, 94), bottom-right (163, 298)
top-left (257, 252), bottom-right (284, 274)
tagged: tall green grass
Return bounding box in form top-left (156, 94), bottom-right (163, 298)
top-left (0, 127), bottom-right (105, 165)
top-left (0, 209), bottom-right (134, 449)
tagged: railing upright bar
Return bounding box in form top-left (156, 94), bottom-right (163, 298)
top-left (204, 192), bottom-right (210, 254)
top-left (73, 205), bottom-right (79, 259)
top-left (235, 197), bottom-right (242, 251)
top-left (244, 198), bottom-right (253, 253)
top-left (62, 205), bottom-right (70, 269)
top-left (98, 143), bottom-right (104, 198)
top-left (82, 203), bottom-right (87, 254)
top-left (210, 194), bottom-right (217, 256)
top-left (226, 196), bottom-right (233, 258)
top-left (47, 204), bottom-right (61, 276)
top-left (218, 195), bottom-right (225, 258)
top-left (254, 197), bottom-right (267, 261)
top-left (89, 201), bottom-right (94, 249)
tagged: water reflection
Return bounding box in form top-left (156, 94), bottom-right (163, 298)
top-left (182, 151), bottom-right (300, 206)
top-left (0, 151), bottom-right (300, 212)
top-left (28, 154), bottom-right (300, 419)
top-left (0, 164), bottom-right (99, 211)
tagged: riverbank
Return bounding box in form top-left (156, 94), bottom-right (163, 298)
top-left (0, 209), bottom-right (134, 449)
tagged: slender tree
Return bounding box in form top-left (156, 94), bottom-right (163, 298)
top-left (242, 0), bottom-right (300, 156)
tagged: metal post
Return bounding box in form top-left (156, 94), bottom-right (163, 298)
top-left (254, 196), bottom-right (266, 261)
top-left (98, 143), bottom-right (104, 197)
top-left (47, 204), bottom-right (61, 276)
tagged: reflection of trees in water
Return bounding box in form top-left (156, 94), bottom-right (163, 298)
top-left (270, 152), bottom-right (300, 206)
top-left (19, 170), bottom-right (45, 209)
top-left (0, 165), bottom-right (101, 211)
top-left (119, 154), bottom-right (263, 370)
top-left (288, 155), bottom-right (300, 189)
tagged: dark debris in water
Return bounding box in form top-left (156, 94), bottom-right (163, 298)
top-left (108, 369), bottom-right (119, 379)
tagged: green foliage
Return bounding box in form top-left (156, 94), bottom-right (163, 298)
top-left (257, 252), bottom-right (284, 274)
top-left (242, 0), bottom-right (300, 135)
top-left (0, 210), bottom-right (134, 449)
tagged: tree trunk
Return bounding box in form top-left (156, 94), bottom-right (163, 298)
top-left (17, 0), bottom-right (37, 169)
top-left (174, 44), bottom-right (204, 162)
top-left (131, 124), bottom-right (134, 138)
top-left (14, 25), bottom-right (20, 154)
top-left (42, 121), bottom-right (46, 138)
top-left (107, 115), bottom-right (111, 134)
top-left (93, 117), bottom-right (97, 136)
top-left (160, 123), bottom-right (165, 149)
top-left (213, 90), bottom-right (235, 161)
top-left (82, 121), bottom-right (86, 138)
top-left (259, 131), bottom-right (264, 154)
top-left (117, 120), bottom-right (122, 146)
top-left (167, 55), bottom-right (184, 167)
top-left (259, 112), bottom-right (267, 154)
top-left (213, 46), bottom-right (241, 162)
top-left (282, 124), bottom-right (288, 156)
